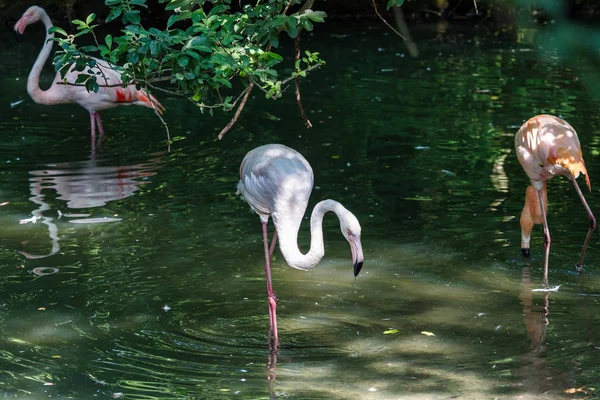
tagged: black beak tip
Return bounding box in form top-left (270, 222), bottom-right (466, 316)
top-left (521, 248), bottom-right (530, 258)
top-left (353, 261), bottom-right (363, 277)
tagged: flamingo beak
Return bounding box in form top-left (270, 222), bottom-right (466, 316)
top-left (349, 234), bottom-right (364, 277)
top-left (14, 15), bottom-right (30, 35)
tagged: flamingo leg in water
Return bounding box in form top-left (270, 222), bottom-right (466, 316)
top-left (267, 346), bottom-right (278, 386)
top-left (536, 188), bottom-right (551, 287)
top-left (89, 112), bottom-right (97, 158)
top-left (262, 221), bottom-right (279, 349)
top-left (570, 175), bottom-right (597, 270)
top-left (95, 112), bottom-right (104, 136)
top-left (269, 231), bottom-right (278, 260)
top-left (89, 112), bottom-right (96, 144)
top-left (95, 112), bottom-right (104, 150)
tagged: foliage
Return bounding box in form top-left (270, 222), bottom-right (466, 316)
top-left (50, 0), bottom-right (327, 116)
top-left (386, 0), bottom-right (404, 10)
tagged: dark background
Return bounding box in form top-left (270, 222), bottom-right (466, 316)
top-left (3, 0), bottom-right (600, 28)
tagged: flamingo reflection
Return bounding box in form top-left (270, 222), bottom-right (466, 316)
top-left (19, 156), bottom-right (162, 259)
top-left (516, 266), bottom-right (570, 396)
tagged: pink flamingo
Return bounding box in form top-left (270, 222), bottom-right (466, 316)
top-left (515, 115), bottom-right (596, 284)
top-left (238, 144), bottom-right (364, 348)
top-left (14, 6), bottom-right (165, 146)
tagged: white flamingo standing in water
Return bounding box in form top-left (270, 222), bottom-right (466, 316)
top-left (238, 144), bottom-right (364, 347)
top-left (14, 6), bottom-right (165, 147)
top-left (515, 115), bottom-right (596, 285)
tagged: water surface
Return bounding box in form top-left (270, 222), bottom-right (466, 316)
top-left (1, 19), bottom-right (600, 399)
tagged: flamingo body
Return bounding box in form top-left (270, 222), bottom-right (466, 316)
top-left (515, 115), bottom-right (596, 284)
top-left (239, 144), bottom-right (313, 228)
top-left (515, 115), bottom-right (589, 189)
top-left (238, 144), bottom-right (364, 347)
top-left (14, 6), bottom-right (164, 142)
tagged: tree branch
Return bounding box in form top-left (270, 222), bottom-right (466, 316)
top-left (218, 82), bottom-right (255, 140)
top-left (371, 0), bottom-right (406, 40)
top-left (281, 62), bottom-right (323, 85)
top-left (294, 35), bottom-right (312, 128)
top-left (56, 75), bottom-right (174, 88)
top-left (152, 102), bottom-right (171, 152)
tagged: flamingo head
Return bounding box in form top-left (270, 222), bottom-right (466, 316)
top-left (340, 211), bottom-right (364, 277)
top-left (15, 6), bottom-right (44, 35)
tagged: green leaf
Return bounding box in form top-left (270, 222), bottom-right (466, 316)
top-left (184, 50), bottom-right (201, 61)
top-left (105, 0), bottom-right (121, 6)
top-left (148, 27), bottom-right (163, 37)
top-left (130, 0), bottom-right (148, 7)
top-left (48, 26), bottom-right (68, 36)
top-left (213, 77), bottom-right (232, 88)
top-left (386, 0), bottom-right (404, 10)
top-left (58, 64), bottom-right (70, 79)
top-left (149, 41), bottom-right (159, 56)
top-left (86, 78), bottom-right (99, 93)
top-left (105, 34), bottom-right (113, 49)
top-left (124, 10), bottom-right (141, 25)
top-left (186, 36), bottom-right (212, 53)
top-left (177, 55), bottom-right (189, 67)
top-left (165, 0), bottom-right (188, 11)
top-left (99, 45), bottom-right (109, 57)
top-left (105, 8), bottom-right (122, 23)
top-left (86, 13), bottom-right (96, 25)
top-left (285, 17), bottom-right (298, 38)
top-left (74, 29), bottom-right (90, 37)
top-left (75, 74), bottom-right (89, 84)
top-left (266, 52), bottom-right (282, 61)
top-left (383, 329), bottom-right (399, 334)
top-left (208, 4), bottom-right (229, 17)
top-left (306, 11), bottom-right (327, 23)
top-left (124, 25), bottom-right (140, 34)
top-left (167, 14), bottom-right (179, 28)
top-left (73, 63), bottom-right (86, 72)
top-left (127, 51), bottom-right (139, 63)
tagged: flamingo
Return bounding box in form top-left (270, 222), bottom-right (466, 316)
top-left (515, 115), bottom-right (596, 284)
top-left (14, 6), bottom-right (165, 146)
top-left (238, 144), bottom-right (364, 347)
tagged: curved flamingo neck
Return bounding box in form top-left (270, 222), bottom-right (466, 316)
top-left (275, 199), bottom-right (344, 271)
top-left (27, 11), bottom-right (58, 105)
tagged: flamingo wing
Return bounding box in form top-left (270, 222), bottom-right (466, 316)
top-left (238, 144), bottom-right (314, 221)
top-left (515, 115), bottom-right (590, 190)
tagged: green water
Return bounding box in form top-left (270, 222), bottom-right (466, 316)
top-left (0, 19), bottom-right (599, 399)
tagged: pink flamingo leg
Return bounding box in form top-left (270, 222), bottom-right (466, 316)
top-left (570, 175), bottom-right (597, 270)
top-left (269, 231), bottom-right (278, 260)
top-left (95, 112), bottom-right (104, 149)
top-left (89, 112), bottom-right (96, 143)
top-left (536, 188), bottom-right (551, 287)
top-left (262, 221), bottom-right (279, 348)
top-left (89, 112), bottom-right (97, 158)
top-left (95, 112), bottom-right (104, 136)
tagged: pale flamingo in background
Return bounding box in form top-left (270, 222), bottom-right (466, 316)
top-left (238, 144), bottom-right (364, 348)
top-left (14, 6), bottom-right (165, 147)
top-left (515, 115), bottom-right (596, 285)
